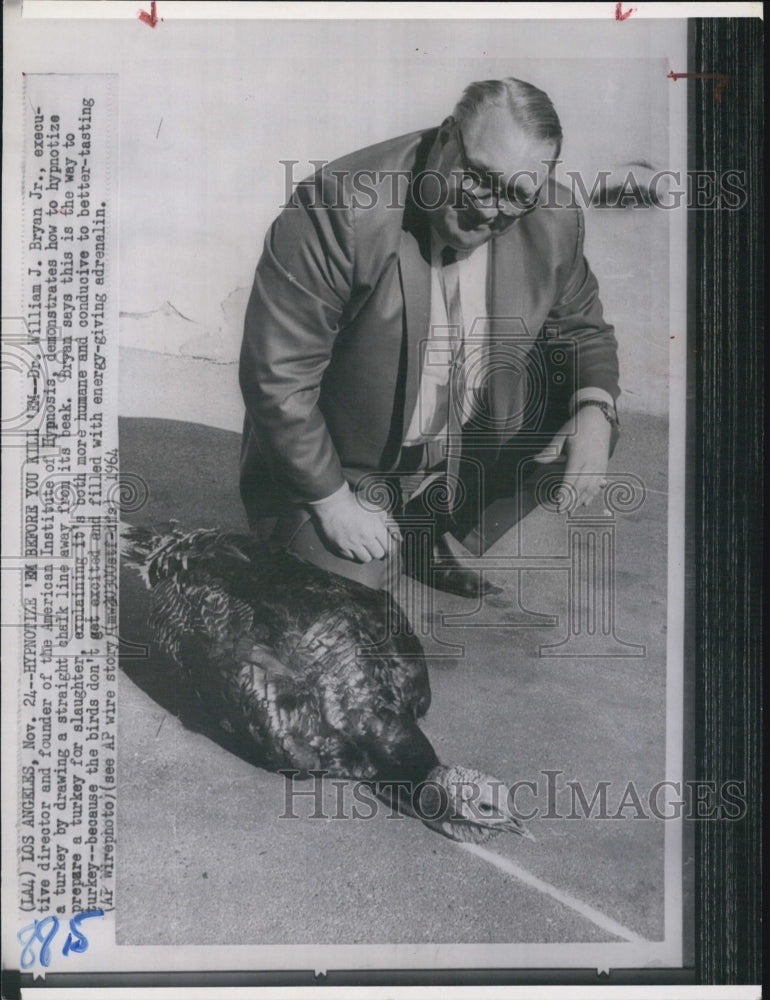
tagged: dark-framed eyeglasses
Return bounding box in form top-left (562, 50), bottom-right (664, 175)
top-left (453, 119), bottom-right (542, 219)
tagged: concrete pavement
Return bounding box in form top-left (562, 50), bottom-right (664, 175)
top-left (117, 414), bottom-right (675, 953)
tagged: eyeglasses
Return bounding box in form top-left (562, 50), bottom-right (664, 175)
top-left (453, 120), bottom-right (542, 219)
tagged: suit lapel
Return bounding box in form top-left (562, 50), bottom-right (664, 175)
top-left (398, 221), bottom-right (432, 442)
top-left (393, 132), bottom-right (439, 450)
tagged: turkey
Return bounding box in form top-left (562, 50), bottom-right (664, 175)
top-left (120, 522), bottom-right (533, 844)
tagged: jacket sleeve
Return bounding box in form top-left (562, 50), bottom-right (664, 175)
top-left (545, 206), bottom-right (620, 402)
top-left (239, 175), bottom-right (355, 503)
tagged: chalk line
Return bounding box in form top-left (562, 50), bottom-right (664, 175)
top-left (458, 841), bottom-right (648, 943)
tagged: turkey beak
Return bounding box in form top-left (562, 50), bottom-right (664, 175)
top-left (506, 816), bottom-right (536, 842)
top-left (221, 543), bottom-right (251, 563)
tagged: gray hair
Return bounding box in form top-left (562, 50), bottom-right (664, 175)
top-left (453, 78), bottom-right (563, 159)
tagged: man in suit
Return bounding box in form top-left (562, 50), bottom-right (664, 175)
top-left (239, 78), bottom-right (619, 595)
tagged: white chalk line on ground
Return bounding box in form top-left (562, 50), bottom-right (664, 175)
top-left (458, 841), bottom-right (648, 943)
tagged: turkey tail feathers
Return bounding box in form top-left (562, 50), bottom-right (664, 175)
top-left (119, 521), bottom-right (171, 587)
top-left (120, 521), bottom-right (251, 589)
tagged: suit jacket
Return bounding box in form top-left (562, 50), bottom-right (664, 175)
top-left (239, 128), bottom-right (619, 519)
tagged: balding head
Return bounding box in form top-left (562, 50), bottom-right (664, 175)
top-left (453, 78), bottom-right (563, 161)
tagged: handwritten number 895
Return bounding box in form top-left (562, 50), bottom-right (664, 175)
top-left (18, 910), bottom-right (104, 970)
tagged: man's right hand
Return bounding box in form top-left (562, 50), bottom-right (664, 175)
top-left (310, 483), bottom-right (401, 563)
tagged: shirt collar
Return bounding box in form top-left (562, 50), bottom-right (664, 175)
top-left (430, 229), bottom-right (480, 264)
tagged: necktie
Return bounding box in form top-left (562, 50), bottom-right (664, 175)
top-left (437, 246), bottom-right (466, 512)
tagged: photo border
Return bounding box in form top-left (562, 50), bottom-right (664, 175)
top-left (689, 14), bottom-right (763, 988)
top-left (1, 8), bottom-right (762, 998)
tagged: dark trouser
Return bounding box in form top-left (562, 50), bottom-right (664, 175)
top-left (399, 438), bottom-right (568, 558)
top-left (249, 419), bottom-right (618, 588)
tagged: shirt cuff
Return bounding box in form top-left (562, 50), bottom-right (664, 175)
top-left (306, 480), bottom-right (350, 507)
top-left (569, 387), bottom-right (616, 415)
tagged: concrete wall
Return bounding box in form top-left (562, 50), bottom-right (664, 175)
top-left (108, 20), bottom-right (681, 430)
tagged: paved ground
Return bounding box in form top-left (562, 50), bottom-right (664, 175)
top-left (117, 414), bottom-right (684, 955)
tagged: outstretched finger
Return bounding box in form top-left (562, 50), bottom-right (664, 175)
top-left (554, 477), bottom-right (574, 512)
top-left (577, 476), bottom-right (602, 508)
top-left (557, 456), bottom-right (583, 512)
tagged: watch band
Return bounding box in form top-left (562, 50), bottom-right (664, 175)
top-left (575, 399), bottom-right (619, 429)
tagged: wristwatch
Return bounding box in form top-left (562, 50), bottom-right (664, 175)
top-left (575, 399), bottom-right (620, 430)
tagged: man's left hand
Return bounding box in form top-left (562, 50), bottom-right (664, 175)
top-left (533, 406), bottom-right (612, 512)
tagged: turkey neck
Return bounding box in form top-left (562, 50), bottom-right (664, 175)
top-left (365, 714), bottom-right (440, 789)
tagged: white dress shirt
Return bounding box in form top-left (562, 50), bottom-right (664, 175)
top-left (402, 233), bottom-right (489, 446)
top-left (310, 233), bottom-right (614, 508)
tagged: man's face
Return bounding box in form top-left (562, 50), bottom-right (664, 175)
top-left (423, 106), bottom-right (557, 252)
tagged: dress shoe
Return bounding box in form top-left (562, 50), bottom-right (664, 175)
top-left (403, 532), bottom-right (503, 598)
